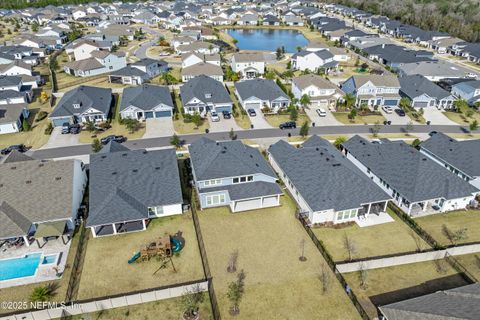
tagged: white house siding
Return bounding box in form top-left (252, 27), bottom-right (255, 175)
top-left (0, 121), bottom-right (20, 134)
top-left (70, 160), bottom-right (88, 229)
top-left (231, 60), bottom-right (265, 76)
top-left (72, 44), bottom-right (99, 61)
top-left (0, 96), bottom-right (25, 105)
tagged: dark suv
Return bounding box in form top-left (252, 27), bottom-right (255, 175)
top-left (279, 121), bottom-right (296, 129)
top-left (100, 135), bottom-right (127, 145)
top-left (1, 144), bottom-right (27, 155)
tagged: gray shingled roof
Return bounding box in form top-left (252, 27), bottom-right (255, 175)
top-left (0, 75), bottom-right (22, 87)
top-left (379, 283), bottom-right (480, 320)
top-left (269, 136), bottom-right (390, 212)
top-left (50, 86), bottom-right (112, 118)
top-left (234, 79), bottom-right (289, 102)
top-left (87, 147), bottom-right (183, 227)
top-left (399, 75), bottom-right (451, 100)
top-left (120, 84), bottom-right (173, 112)
top-left (110, 65), bottom-right (147, 77)
top-left (199, 181), bottom-right (282, 200)
top-left (0, 103), bottom-right (25, 125)
top-left (343, 135), bottom-right (478, 203)
top-left (421, 132), bottom-right (480, 178)
top-left (189, 137), bottom-right (276, 181)
top-left (0, 159), bottom-right (77, 239)
top-left (180, 75), bottom-right (231, 105)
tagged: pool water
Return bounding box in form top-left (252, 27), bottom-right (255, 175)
top-left (42, 255), bottom-right (56, 265)
top-left (0, 253), bottom-right (42, 281)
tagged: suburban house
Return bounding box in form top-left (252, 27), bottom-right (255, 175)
top-left (0, 75), bottom-right (33, 103)
top-left (120, 84), bottom-right (174, 120)
top-left (262, 14), bottom-right (280, 26)
top-left (0, 103), bottom-right (29, 134)
top-left (234, 79), bottom-right (290, 113)
top-left (291, 74), bottom-right (344, 109)
top-left (189, 137), bottom-right (282, 212)
top-left (291, 50), bottom-right (338, 73)
top-left (399, 75), bottom-right (455, 109)
top-left (379, 283), bottom-right (480, 320)
top-left (182, 53), bottom-right (220, 68)
top-left (268, 136), bottom-right (390, 225)
top-left (397, 60), bottom-right (477, 81)
top-left (181, 62), bottom-right (223, 82)
top-left (0, 61), bottom-right (33, 77)
top-left (180, 75), bottom-right (232, 116)
top-left (341, 75), bottom-right (401, 107)
top-left (451, 80), bottom-right (480, 106)
top-left (131, 58), bottom-right (168, 78)
top-left (230, 52), bottom-right (267, 79)
top-left (64, 51), bottom-right (126, 77)
top-left (109, 59), bottom-right (168, 85)
top-left (421, 133), bottom-right (480, 189)
top-left (86, 144), bottom-right (183, 237)
top-left (342, 135), bottom-right (479, 216)
top-left (176, 41), bottom-right (219, 55)
top-left (49, 86), bottom-right (113, 127)
top-left (0, 155), bottom-right (87, 247)
top-left (66, 39), bottom-right (107, 61)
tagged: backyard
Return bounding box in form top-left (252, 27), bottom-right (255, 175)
top-left (313, 209), bottom-right (430, 262)
top-left (452, 253), bottom-right (480, 281)
top-left (343, 260), bottom-right (470, 319)
top-left (0, 231), bottom-right (82, 315)
top-left (415, 210), bottom-right (480, 246)
top-left (198, 195), bottom-right (361, 319)
top-left (332, 112), bottom-right (386, 125)
top-left (76, 213), bottom-right (204, 300)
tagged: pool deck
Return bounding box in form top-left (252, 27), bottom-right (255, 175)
top-left (0, 238), bottom-right (72, 289)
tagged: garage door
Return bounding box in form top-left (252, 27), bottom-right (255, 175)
top-left (145, 111), bottom-right (154, 119)
top-left (384, 100), bottom-right (399, 106)
top-left (245, 102), bottom-right (261, 110)
top-left (215, 106), bottom-right (232, 113)
top-left (233, 198), bottom-right (262, 212)
top-left (52, 117), bottom-right (71, 127)
top-left (154, 110), bottom-right (172, 117)
top-left (413, 101), bottom-right (428, 108)
top-left (262, 196), bottom-right (278, 207)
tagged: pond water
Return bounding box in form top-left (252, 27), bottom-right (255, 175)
top-left (226, 29), bottom-right (309, 53)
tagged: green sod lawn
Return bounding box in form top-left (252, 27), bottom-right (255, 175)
top-left (313, 209), bottom-right (430, 262)
top-left (77, 213), bottom-right (204, 300)
top-left (264, 113), bottom-right (311, 128)
top-left (452, 253), bottom-right (480, 282)
top-left (332, 112), bottom-right (386, 125)
top-left (415, 210), bottom-right (480, 246)
top-left (343, 260), bottom-right (469, 319)
top-left (197, 195), bottom-right (361, 319)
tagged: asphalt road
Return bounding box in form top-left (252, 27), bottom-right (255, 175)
top-left (31, 124), bottom-right (471, 160)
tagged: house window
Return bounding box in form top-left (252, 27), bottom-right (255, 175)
top-left (73, 103), bottom-right (80, 109)
top-left (204, 179), bottom-right (221, 186)
top-left (148, 206), bottom-right (164, 216)
top-left (233, 177), bottom-right (239, 183)
top-left (247, 176), bottom-right (253, 182)
top-left (205, 93), bottom-right (212, 98)
top-left (206, 194), bottom-right (226, 205)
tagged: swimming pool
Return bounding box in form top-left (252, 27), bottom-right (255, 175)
top-left (0, 253), bottom-right (42, 281)
top-left (42, 254), bottom-right (57, 265)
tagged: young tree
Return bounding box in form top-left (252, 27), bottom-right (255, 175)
top-left (124, 119), bottom-right (141, 133)
top-left (229, 128), bottom-right (237, 140)
top-left (289, 106), bottom-right (298, 121)
top-left (371, 121), bottom-right (381, 137)
top-left (275, 47), bottom-right (283, 60)
top-left (30, 284), bottom-right (54, 302)
top-left (299, 239), bottom-right (307, 262)
top-left (470, 120), bottom-right (478, 133)
top-left (227, 250), bottom-right (239, 273)
top-left (359, 263), bottom-right (368, 290)
top-left (179, 284), bottom-right (205, 320)
top-left (404, 121), bottom-right (414, 136)
top-left (300, 94), bottom-right (311, 109)
top-left (170, 133), bottom-right (181, 149)
top-left (319, 263), bottom-right (330, 294)
top-left (453, 98), bottom-right (468, 112)
top-left (91, 138), bottom-right (102, 153)
top-left (49, 57), bottom-right (58, 71)
top-left (399, 97), bottom-right (411, 110)
top-left (343, 233), bottom-right (357, 261)
top-left (299, 121), bottom-right (309, 138)
top-left (442, 224), bottom-right (468, 245)
top-left (191, 112), bottom-right (202, 128)
top-left (348, 108), bottom-right (357, 121)
top-left (227, 270), bottom-right (246, 316)
top-left (343, 93), bottom-right (356, 109)
top-left (31, 21), bottom-right (39, 32)
top-left (333, 136), bottom-right (347, 150)
top-left (85, 121), bottom-right (96, 132)
top-left (22, 118), bottom-right (31, 131)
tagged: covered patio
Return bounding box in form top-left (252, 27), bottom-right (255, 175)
top-left (91, 219), bottom-right (148, 237)
top-left (400, 198), bottom-right (443, 217)
top-left (355, 201), bottom-right (392, 227)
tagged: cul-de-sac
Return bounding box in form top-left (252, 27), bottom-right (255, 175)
top-left (1, 1), bottom-right (480, 319)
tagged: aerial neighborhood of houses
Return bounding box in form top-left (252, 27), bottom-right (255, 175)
top-left (1, 1), bottom-right (480, 320)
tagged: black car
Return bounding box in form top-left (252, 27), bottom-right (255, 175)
top-left (1, 144), bottom-right (27, 155)
top-left (247, 109), bottom-right (256, 116)
top-left (61, 122), bottom-right (71, 134)
top-left (222, 111), bottom-right (232, 119)
top-left (394, 108), bottom-right (406, 117)
top-left (100, 135), bottom-right (127, 145)
top-left (428, 131), bottom-right (438, 137)
top-left (69, 124), bottom-right (81, 134)
top-left (279, 121), bottom-right (296, 129)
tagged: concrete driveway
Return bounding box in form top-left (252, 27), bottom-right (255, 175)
top-left (208, 115), bottom-right (242, 133)
top-left (248, 114), bottom-right (272, 129)
top-left (379, 108), bottom-right (410, 125)
top-left (143, 118), bottom-right (174, 138)
top-left (42, 127), bottom-right (81, 149)
top-left (423, 108), bottom-right (458, 125)
top-left (304, 106), bottom-right (342, 126)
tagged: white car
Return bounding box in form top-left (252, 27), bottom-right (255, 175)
top-left (316, 108), bottom-right (327, 117)
top-left (382, 106), bottom-right (393, 114)
top-left (210, 111), bottom-right (220, 122)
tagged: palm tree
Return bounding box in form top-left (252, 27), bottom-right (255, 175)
top-left (333, 137), bottom-right (347, 150)
top-left (343, 93), bottom-right (356, 109)
top-left (453, 98), bottom-right (468, 112)
top-left (30, 285), bottom-right (53, 302)
top-left (300, 94), bottom-right (311, 109)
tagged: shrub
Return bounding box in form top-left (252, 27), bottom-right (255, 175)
top-left (35, 111), bottom-right (48, 122)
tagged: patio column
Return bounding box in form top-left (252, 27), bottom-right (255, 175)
top-left (408, 203), bottom-right (413, 215)
top-left (260, 196), bottom-right (264, 208)
top-left (142, 219), bottom-right (147, 231)
top-left (383, 201), bottom-right (388, 212)
top-left (91, 227), bottom-right (97, 238)
top-left (23, 236), bottom-right (30, 247)
top-left (367, 203), bottom-right (372, 215)
top-left (423, 201), bottom-right (428, 211)
top-left (112, 223), bottom-right (117, 234)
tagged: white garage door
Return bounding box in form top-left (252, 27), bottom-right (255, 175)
top-left (245, 102), bottom-right (262, 110)
top-left (262, 196), bottom-right (278, 208)
top-left (313, 100), bottom-right (328, 107)
top-left (233, 198), bottom-right (262, 212)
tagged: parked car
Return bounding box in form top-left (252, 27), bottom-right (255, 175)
top-left (100, 135), bottom-right (127, 145)
top-left (61, 122), bottom-right (71, 134)
top-left (210, 111), bottom-right (220, 122)
top-left (279, 121), bottom-right (296, 129)
top-left (222, 111), bottom-right (231, 119)
top-left (69, 124), bottom-right (81, 134)
top-left (316, 108), bottom-right (327, 117)
top-left (394, 108), bottom-right (406, 117)
top-left (428, 131), bottom-right (438, 136)
top-left (382, 106), bottom-right (393, 114)
top-left (247, 109), bottom-right (256, 117)
top-left (1, 144), bottom-right (27, 155)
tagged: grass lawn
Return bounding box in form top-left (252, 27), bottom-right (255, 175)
top-left (443, 110), bottom-right (480, 126)
top-left (77, 212), bottom-right (204, 300)
top-left (172, 91), bottom-right (210, 134)
top-left (367, 133), bottom-right (418, 140)
top-left (405, 109), bottom-right (426, 124)
top-left (64, 295), bottom-right (212, 320)
top-left (332, 112), bottom-right (386, 125)
top-left (452, 253), bottom-right (480, 281)
top-left (198, 195), bottom-right (361, 319)
top-left (415, 210), bottom-right (480, 246)
top-left (313, 209), bottom-right (430, 262)
top-left (264, 113), bottom-right (310, 128)
top-left (446, 133), bottom-right (480, 139)
top-left (0, 230), bottom-right (82, 315)
top-left (78, 94), bottom-right (145, 144)
top-left (343, 260), bottom-right (469, 319)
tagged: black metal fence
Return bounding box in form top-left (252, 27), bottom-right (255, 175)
top-left (64, 222), bottom-right (89, 303)
top-left (445, 252), bottom-right (478, 284)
